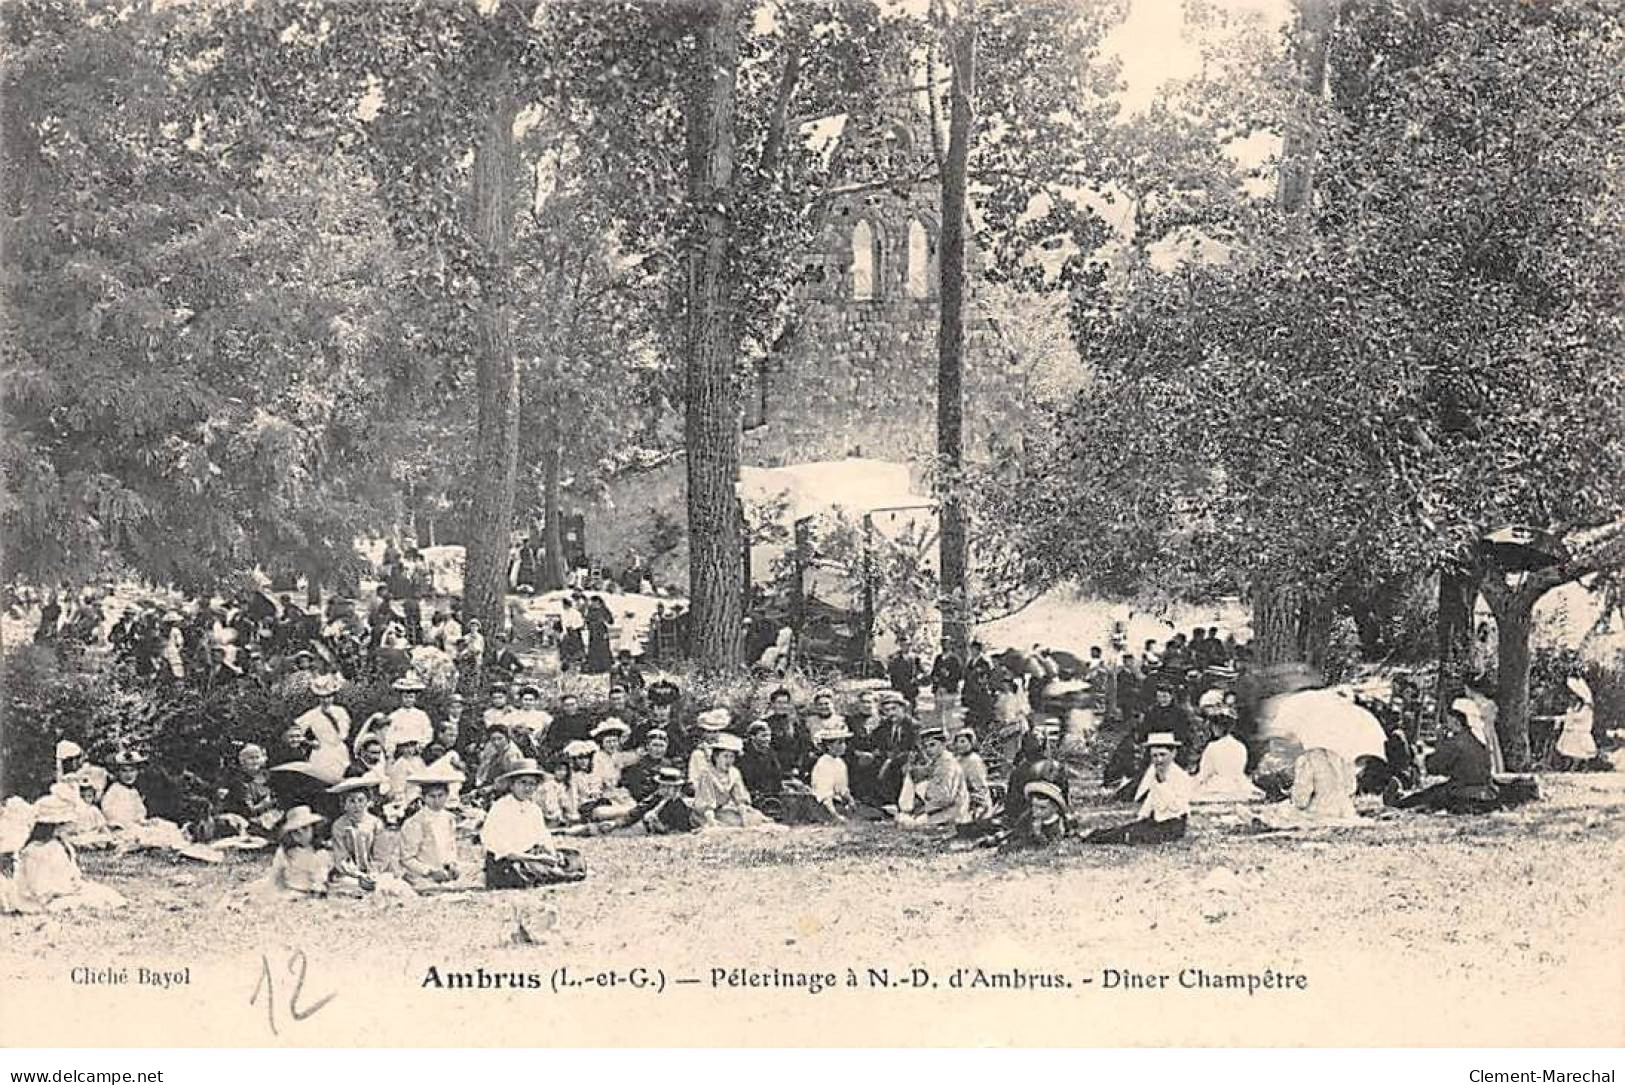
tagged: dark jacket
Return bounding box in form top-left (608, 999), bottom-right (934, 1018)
top-left (738, 746), bottom-right (785, 801)
top-left (1427, 730), bottom-right (1492, 791)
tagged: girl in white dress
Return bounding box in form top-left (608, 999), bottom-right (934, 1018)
top-left (14, 797), bottom-right (127, 912)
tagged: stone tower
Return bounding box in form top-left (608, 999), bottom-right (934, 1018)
top-left (741, 71), bottom-right (975, 469)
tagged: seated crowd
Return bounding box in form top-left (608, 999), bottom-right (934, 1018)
top-left (1, 624), bottom-right (1543, 911)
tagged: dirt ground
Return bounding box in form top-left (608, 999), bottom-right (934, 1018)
top-left (3, 775), bottom-right (1623, 1048)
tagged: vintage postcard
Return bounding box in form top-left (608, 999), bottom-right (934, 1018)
top-left (3, 0), bottom-right (1622, 1052)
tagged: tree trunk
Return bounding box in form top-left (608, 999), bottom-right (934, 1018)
top-left (1278, 0), bottom-right (1337, 214)
top-left (463, 78), bottom-right (521, 634)
top-left (1435, 561), bottom-right (1482, 726)
top-left (1251, 583), bottom-right (1330, 689)
top-left (683, 0), bottom-right (745, 673)
top-left (1487, 590), bottom-right (1535, 771)
top-left (935, 6), bottom-right (975, 661)
top-left (540, 414), bottom-right (567, 592)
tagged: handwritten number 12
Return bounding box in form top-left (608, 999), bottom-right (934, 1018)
top-left (251, 949), bottom-right (337, 1036)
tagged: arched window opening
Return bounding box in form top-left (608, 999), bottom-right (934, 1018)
top-left (906, 219), bottom-right (932, 299)
top-left (851, 220), bottom-right (878, 300)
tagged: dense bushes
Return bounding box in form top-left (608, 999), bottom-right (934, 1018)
top-left (1, 646), bottom-right (868, 810)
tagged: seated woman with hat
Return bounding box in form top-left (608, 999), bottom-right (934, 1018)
top-left (687, 707), bottom-right (737, 784)
top-left (808, 723), bottom-right (857, 821)
top-left (590, 718), bottom-right (639, 784)
top-left (1251, 746), bottom-right (1361, 830)
top-left (1082, 732), bottom-right (1192, 845)
top-left (1383, 699), bottom-right (1527, 814)
top-left (563, 739), bottom-right (636, 823)
top-left (12, 796), bottom-right (127, 913)
top-left (479, 759), bottom-right (587, 888)
top-left (953, 728), bottom-right (994, 822)
top-left (226, 744), bottom-right (284, 836)
top-left (692, 733), bottom-right (770, 828)
top-left (1191, 711), bottom-right (1264, 803)
top-left (398, 764), bottom-right (465, 889)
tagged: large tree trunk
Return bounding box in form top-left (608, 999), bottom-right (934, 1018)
top-left (463, 79), bottom-right (521, 634)
top-left (1435, 561), bottom-right (1482, 726)
top-left (683, 0), bottom-right (745, 673)
top-left (935, 6), bottom-right (975, 661)
top-left (1482, 578), bottom-right (1537, 771)
top-left (540, 411), bottom-right (567, 592)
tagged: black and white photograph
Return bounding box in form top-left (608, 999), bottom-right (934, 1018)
top-left (0, 0), bottom-right (1622, 1054)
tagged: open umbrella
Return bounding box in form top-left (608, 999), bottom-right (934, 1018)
top-left (1049, 649), bottom-right (1085, 675)
top-left (1479, 525), bottom-right (1570, 573)
top-left (1255, 688), bottom-right (1387, 768)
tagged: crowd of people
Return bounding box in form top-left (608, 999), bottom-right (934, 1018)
top-left (6, 597), bottom-right (1575, 914)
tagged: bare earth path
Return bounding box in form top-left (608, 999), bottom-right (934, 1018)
top-left (4, 777), bottom-right (1622, 1047)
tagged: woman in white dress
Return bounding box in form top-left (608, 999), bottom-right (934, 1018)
top-left (1192, 715), bottom-right (1264, 802)
top-left (1555, 676), bottom-right (1598, 765)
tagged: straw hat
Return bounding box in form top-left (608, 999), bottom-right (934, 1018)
top-left (279, 806), bottom-right (326, 837)
top-left (392, 673), bottom-right (427, 693)
top-left (406, 763), bottom-right (464, 788)
top-left (495, 758), bottom-right (549, 785)
top-left (710, 733), bottom-right (743, 754)
top-left (326, 775), bottom-right (379, 795)
top-left (918, 726), bottom-right (947, 743)
top-left (31, 795), bottom-right (79, 825)
top-left (1024, 779), bottom-right (1068, 807)
top-left (563, 739), bottom-right (598, 759)
top-left (112, 750), bottom-right (147, 767)
top-left (654, 766), bottom-right (685, 787)
top-left (1144, 732), bottom-right (1182, 748)
top-left (54, 740), bottom-right (83, 761)
top-left (695, 707), bottom-right (732, 732)
top-left (815, 724), bottom-right (853, 743)
top-left (592, 717), bottom-right (631, 740)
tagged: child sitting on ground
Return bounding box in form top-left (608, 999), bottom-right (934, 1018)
top-left (398, 765), bottom-right (463, 889)
top-left (13, 797), bottom-right (127, 912)
top-left (263, 806), bottom-right (332, 898)
top-left (326, 777), bottom-right (409, 896)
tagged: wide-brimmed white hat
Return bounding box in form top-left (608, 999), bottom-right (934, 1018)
top-left (31, 795), bottom-right (79, 825)
top-left (279, 806), bottom-right (326, 837)
top-left (392, 673), bottom-right (428, 692)
top-left (326, 775), bottom-right (380, 795)
top-left (1144, 731), bottom-right (1183, 748)
top-left (406, 763), bottom-right (464, 787)
top-left (563, 739), bottom-right (598, 759)
top-left (592, 717), bottom-right (631, 739)
top-left (815, 724), bottom-right (852, 744)
top-left (710, 733), bottom-right (743, 754)
top-left (54, 740), bottom-right (83, 761)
